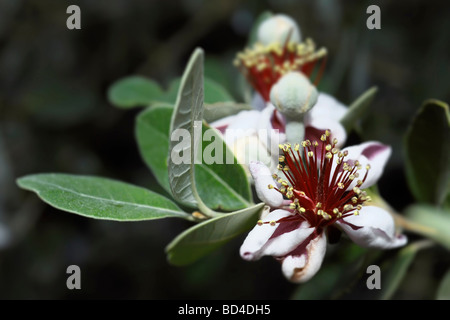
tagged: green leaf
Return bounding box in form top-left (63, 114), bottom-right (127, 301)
top-left (203, 102), bottom-right (252, 123)
top-left (137, 105), bottom-right (252, 211)
top-left (404, 99), bottom-right (450, 205)
top-left (16, 174), bottom-right (189, 221)
top-left (379, 241), bottom-right (427, 300)
top-left (168, 48), bottom-right (206, 209)
top-left (194, 123), bottom-right (252, 211)
top-left (166, 203), bottom-right (265, 266)
top-left (136, 104), bottom-right (173, 194)
top-left (405, 204), bottom-right (450, 250)
top-left (168, 48), bottom-right (250, 214)
top-left (340, 86), bottom-right (378, 132)
top-left (203, 77), bottom-right (235, 104)
top-left (107, 76), bottom-right (164, 109)
top-left (437, 269), bottom-right (450, 300)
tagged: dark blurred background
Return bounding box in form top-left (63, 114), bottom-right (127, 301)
top-left (0, 0), bottom-right (449, 299)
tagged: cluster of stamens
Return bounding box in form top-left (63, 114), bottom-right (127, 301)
top-left (233, 38), bottom-right (327, 101)
top-left (258, 130), bottom-right (372, 228)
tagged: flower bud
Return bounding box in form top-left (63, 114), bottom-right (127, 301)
top-left (270, 71), bottom-right (318, 119)
top-left (257, 14), bottom-right (301, 45)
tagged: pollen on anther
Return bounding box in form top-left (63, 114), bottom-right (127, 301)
top-left (257, 220), bottom-right (263, 226)
top-left (343, 204), bottom-right (353, 212)
top-left (268, 184), bottom-right (274, 189)
top-left (269, 220), bottom-right (276, 226)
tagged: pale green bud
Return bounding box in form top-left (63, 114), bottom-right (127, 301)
top-left (269, 71), bottom-right (318, 119)
top-left (257, 14), bottom-right (301, 45)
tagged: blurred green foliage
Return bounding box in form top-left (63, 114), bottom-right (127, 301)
top-left (1, 0), bottom-right (449, 299)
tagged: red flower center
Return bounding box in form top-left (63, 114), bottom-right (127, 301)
top-left (234, 38), bottom-right (327, 101)
top-left (261, 131), bottom-right (371, 229)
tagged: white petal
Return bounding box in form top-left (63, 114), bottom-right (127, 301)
top-left (226, 110), bottom-right (261, 129)
top-left (240, 209), bottom-right (293, 261)
top-left (282, 232), bottom-right (327, 283)
top-left (306, 92), bottom-right (348, 122)
top-left (261, 222), bottom-right (314, 257)
top-left (257, 103), bottom-right (285, 147)
top-left (251, 92), bottom-right (266, 111)
top-left (249, 161), bottom-right (284, 207)
top-left (336, 206), bottom-right (407, 249)
top-left (213, 110), bottom-right (261, 145)
top-left (303, 92), bottom-right (348, 147)
top-left (340, 141), bottom-right (391, 189)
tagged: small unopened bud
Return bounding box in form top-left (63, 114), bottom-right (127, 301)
top-left (257, 14), bottom-right (301, 45)
top-left (270, 71), bottom-right (318, 119)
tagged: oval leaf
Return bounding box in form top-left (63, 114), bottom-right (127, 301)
top-left (136, 104), bottom-right (173, 194)
top-left (204, 77), bottom-right (235, 104)
top-left (405, 204), bottom-right (450, 250)
top-left (168, 48), bottom-right (205, 208)
top-left (379, 241), bottom-right (424, 300)
top-left (107, 76), bottom-right (164, 109)
top-left (340, 86), bottom-right (378, 132)
top-left (166, 203), bottom-right (265, 266)
top-left (16, 174), bottom-right (189, 221)
top-left (404, 99), bottom-right (450, 205)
